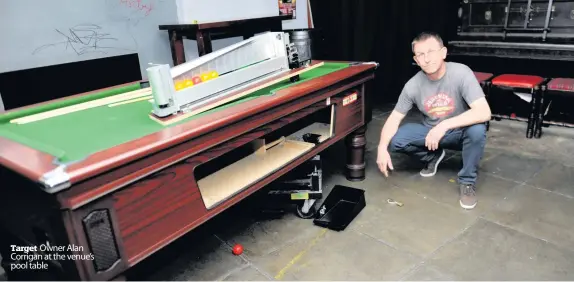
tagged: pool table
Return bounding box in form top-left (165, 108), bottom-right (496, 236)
top-left (0, 60), bottom-right (377, 280)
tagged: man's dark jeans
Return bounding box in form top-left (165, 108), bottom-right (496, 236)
top-left (388, 123), bottom-right (487, 185)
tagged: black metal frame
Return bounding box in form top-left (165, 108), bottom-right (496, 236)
top-left (534, 79), bottom-right (574, 138)
top-left (457, 0), bottom-right (570, 41)
top-left (450, 0), bottom-right (574, 60)
top-left (500, 0), bottom-right (555, 41)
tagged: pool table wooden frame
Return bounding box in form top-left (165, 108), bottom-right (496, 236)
top-left (0, 60), bottom-right (377, 280)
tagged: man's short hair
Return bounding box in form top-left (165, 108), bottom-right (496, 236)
top-left (411, 32), bottom-right (444, 52)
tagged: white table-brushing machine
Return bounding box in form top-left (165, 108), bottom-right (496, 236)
top-left (146, 32), bottom-right (307, 118)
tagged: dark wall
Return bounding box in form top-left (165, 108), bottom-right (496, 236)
top-left (0, 54), bottom-right (141, 111)
top-left (310, 0), bottom-right (460, 105)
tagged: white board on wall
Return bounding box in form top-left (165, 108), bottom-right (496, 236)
top-left (0, 0), bottom-right (312, 78)
top-left (0, 0), bottom-right (177, 79)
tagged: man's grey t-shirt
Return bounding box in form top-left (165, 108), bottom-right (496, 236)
top-left (394, 62), bottom-right (485, 127)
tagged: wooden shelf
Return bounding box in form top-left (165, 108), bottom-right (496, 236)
top-left (197, 139), bottom-right (315, 209)
top-left (286, 122), bottom-right (332, 143)
top-left (196, 102), bottom-right (335, 210)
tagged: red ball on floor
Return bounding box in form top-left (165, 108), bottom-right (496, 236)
top-left (232, 244), bottom-right (243, 255)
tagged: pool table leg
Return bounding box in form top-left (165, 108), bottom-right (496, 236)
top-left (345, 125), bottom-right (367, 181)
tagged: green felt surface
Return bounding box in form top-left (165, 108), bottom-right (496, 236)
top-left (0, 62), bottom-right (349, 163)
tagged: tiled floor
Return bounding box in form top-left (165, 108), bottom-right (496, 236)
top-left (121, 104), bottom-right (574, 281)
top-left (4, 104), bottom-right (574, 281)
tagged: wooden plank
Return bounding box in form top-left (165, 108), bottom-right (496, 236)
top-left (197, 139), bottom-right (315, 209)
top-left (108, 96), bottom-right (153, 107)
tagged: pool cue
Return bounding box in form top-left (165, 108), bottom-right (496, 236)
top-left (11, 88), bottom-right (152, 124)
top-left (265, 136), bottom-right (286, 151)
top-left (108, 95), bottom-right (153, 107)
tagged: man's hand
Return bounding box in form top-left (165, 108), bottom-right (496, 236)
top-left (377, 147), bottom-right (394, 177)
top-left (425, 123), bottom-right (448, 151)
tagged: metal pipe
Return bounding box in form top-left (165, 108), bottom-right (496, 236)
top-left (449, 40), bottom-right (574, 50)
top-left (457, 31), bottom-right (574, 38)
top-left (543, 0), bottom-right (554, 41)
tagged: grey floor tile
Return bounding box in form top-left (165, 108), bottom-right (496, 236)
top-left (214, 212), bottom-right (322, 259)
top-left (484, 121), bottom-right (556, 161)
top-left (525, 161), bottom-right (574, 197)
top-left (403, 168), bottom-right (519, 214)
top-left (250, 228), bottom-right (420, 281)
top-left (351, 186), bottom-right (475, 257)
top-left (483, 184), bottom-right (574, 251)
top-left (479, 153), bottom-right (544, 182)
top-left (425, 218), bottom-right (574, 280)
top-left (401, 264), bottom-right (457, 281)
top-left (144, 234), bottom-right (248, 281)
top-left (529, 125), bottom-right (574, 165)
top-left (222, 265), bottom-right (271, 281)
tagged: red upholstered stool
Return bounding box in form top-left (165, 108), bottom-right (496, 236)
top-left (474, 72), bottom-right (494, 84)
top-left (535, 78), bottom-right (574, 138)
top-left (546, 78), bottom-right (574, 92)
top-left (474, 72), bottom-right (494, 130)
top-left (489, 74), bottom-right (545, 138)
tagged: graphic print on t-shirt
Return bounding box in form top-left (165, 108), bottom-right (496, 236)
top-left (423, 92), bottom-right (455, 118)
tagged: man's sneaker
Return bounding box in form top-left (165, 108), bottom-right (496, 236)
top-left (420, 149), bottom-right (445, 177)
top-left (459, 184), bottom-right (477, 209)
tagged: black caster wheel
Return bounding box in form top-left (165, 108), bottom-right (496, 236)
top-left (295, 202), bottom-right (316, 219)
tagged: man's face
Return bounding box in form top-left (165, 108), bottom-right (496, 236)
top-left (413, 38), bottom-right (447, 75)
